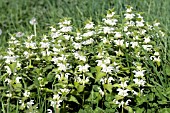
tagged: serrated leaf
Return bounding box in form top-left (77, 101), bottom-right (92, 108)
top-left (69, 95), bottom-right (79, 104)
top-left (77, 85), bottom-right (85, 92)
top-left (103, 84), bottom-right (113, 93)
top-left (94, 107), bottom-right (105, 113)
top-left (124, 106), bottom-right (133, 113)
top-left (113, 83), bottom-right (121, 88)
top-left (85, 73), bottom-right (94, 79)
top-left (9, 62), bottom-right (17, 73)
top-left (95, 72), bottom-right (106, 82)
top-left (95, 66), bottom-right (102, 73)
top-left (115, 95), bottom-right (124, 100)
top-left (47, 72), bottom-right (55, 82)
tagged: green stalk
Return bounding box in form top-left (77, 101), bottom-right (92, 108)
top-left (34, 24), bottom-right (37, 37)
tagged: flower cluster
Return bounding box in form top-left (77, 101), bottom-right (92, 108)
top-left (0, 6), bottom-right (164, 113)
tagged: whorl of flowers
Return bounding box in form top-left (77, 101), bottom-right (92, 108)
top-left (0, 6), bottom-right (164, 112)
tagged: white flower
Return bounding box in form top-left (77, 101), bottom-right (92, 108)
top-left (59, 26), bottom-right (72, 33)
top-left (101, 37), bottom-right (109, 43)
top-left (82, 38), bottom-right (94, 45)
top-left (154, 22), bottom-right (160, 27)
top-left (84, 22), bottom-right (94, 29)
top-left (100, 77), bottom-right (107, 84)
top-left (104, 58), bottom-right (111, 64)
top-left (102, 26), bottom-right (114, 34)
top-left (17, 62), bottom-right (21, 68)
top-left (4, 56), bottom-right (18, 64)
top-left (16, 32), bottom-right (24, 37)
top-left (103, 18), bottom-right (118, 26)
top-left (73, 42), bottom-right (81, 49)
top-left (106, 12), bottom-right (115, 18)
top-left (124, 13), bottom-right (135, 19)
top-left (51, 57), bottom-right (59, 64)
top-left (126, 7), bottom-right (133, 12)
top-left (117, 88), bottom-right (129, 97)
top-left (60, 88), bottom-right (70, 94)
top-left (58, 55), bottom-right (67, 61)
top-left (101, 65), bottom-right (114, 73)
top-left (51, 32), bottom-right (61, 39)
top-left (6, 92), bottom-right (12, 97)
top-left (114, 32), bottom-right (122, 38)
top-left (132, 90), bottom-right (138, 95)
top-left (136, 21), bottom-right (144, 27)
top-left (47, 109), bottom-right (53, 113)
top-left (82, 31), bottom-right (95, 37)
top-left (126, 21), bottom-right (135, 26)
top-left (98, 87), bottom-right (104, 97)
top-left (57, 63), bottom-right (68, 72)
top-left (27, 100), bottom-right (34, 108)
top-left (124, 26), bottom-right (128, 32)
top-left (40, 42), bottom-right (50, 48)
top-left (23, 91), bottom-right (30, 97)
top-left (16, 77), bottom-right (22, 83)
top-left (125, 99), bottom-right (131, 105)
top-left (150, 56), bottom-right (161, 62)
top-left (130, 42), bottom-right (139, 48)
top-left (63, 35), bottom-right (71, 40)
top-left (142, 45), bottom-right (153, 51)
top-left (53, 94), bottom-right (60, 100)
top-left (50, 26), bottom-right (56, 31)
top-left (5, 78), bottom-right (11, 84)
top-left (133, 78), bottom-right (146, 86)
top-left (133, 70), bottom-right (145, 77)
top-left (25, 41), bottom-right (37, 49)
top-left (96, 60), bottom-right (104, 67)
top-left (114, 39), bottom-right (124, 46)
top-left (62, 20), bottom-right (71, 25)
top-left (108, 77), bottom-right (114, 83)
top-left (38, 77), bottom-right (43, 81)
top-left (120, 81), bottom-right (128, 88)
top-left (144, 37), bottom-right (151, 43)
top-left (50, 100), bottom-right (62, 108)
top-left (4, 66), bottom-right (12, 75)
top-left (78, 64), bottom-right (90, 72)
top-left (29, 17), bottom-right (37, 25)
top-left (79, 55), bottom-right (86, 62)
top-left (154, 52), bottom-right (159, 56)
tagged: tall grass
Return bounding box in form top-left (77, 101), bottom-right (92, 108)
top-left (0, 0), bottom-right (170, 46)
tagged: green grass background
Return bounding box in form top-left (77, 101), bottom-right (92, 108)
top-left (0, 0), bottom-right (170, 46)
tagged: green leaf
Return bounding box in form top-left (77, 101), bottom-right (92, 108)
top-left (124, 106), bottom-right (133, 113)
top-left (9, 62), bottom-right (17, 73)
top-left (135, 108), bottom-right (145, 113)
top-left (47, 72), bottom-right (55, 82)
top-left (77, 85), bottom-right (85, 92)
top-left (103, 84), bottom-right (113, 93)
top-left (85, 73), bottom-right (94, 79)
top-left (95, 72), bottom-right (106, 82)
top-left (113, 83), bottom-right (121, 88)
top-left (94, 107), bottom-right (105, 113)
top-left (159, 108), bottom-right (170, 113)
top-left (95, 66), bottom-right (102, 73)
top-left (165, 65), bottom-right (170, 76)
top-left (115, 95), bottom-right (124, 100)
top-left (69, 95), bottom-right (79, 104)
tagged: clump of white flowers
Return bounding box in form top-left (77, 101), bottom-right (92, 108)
top-left (0, 6), bottom-right (165, 113)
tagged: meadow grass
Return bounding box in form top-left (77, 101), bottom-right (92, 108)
top-left (1, 0), bottom-right (170, 45)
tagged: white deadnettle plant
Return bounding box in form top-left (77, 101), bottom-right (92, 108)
top-left (0, 6), bottom-right (164, 113)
